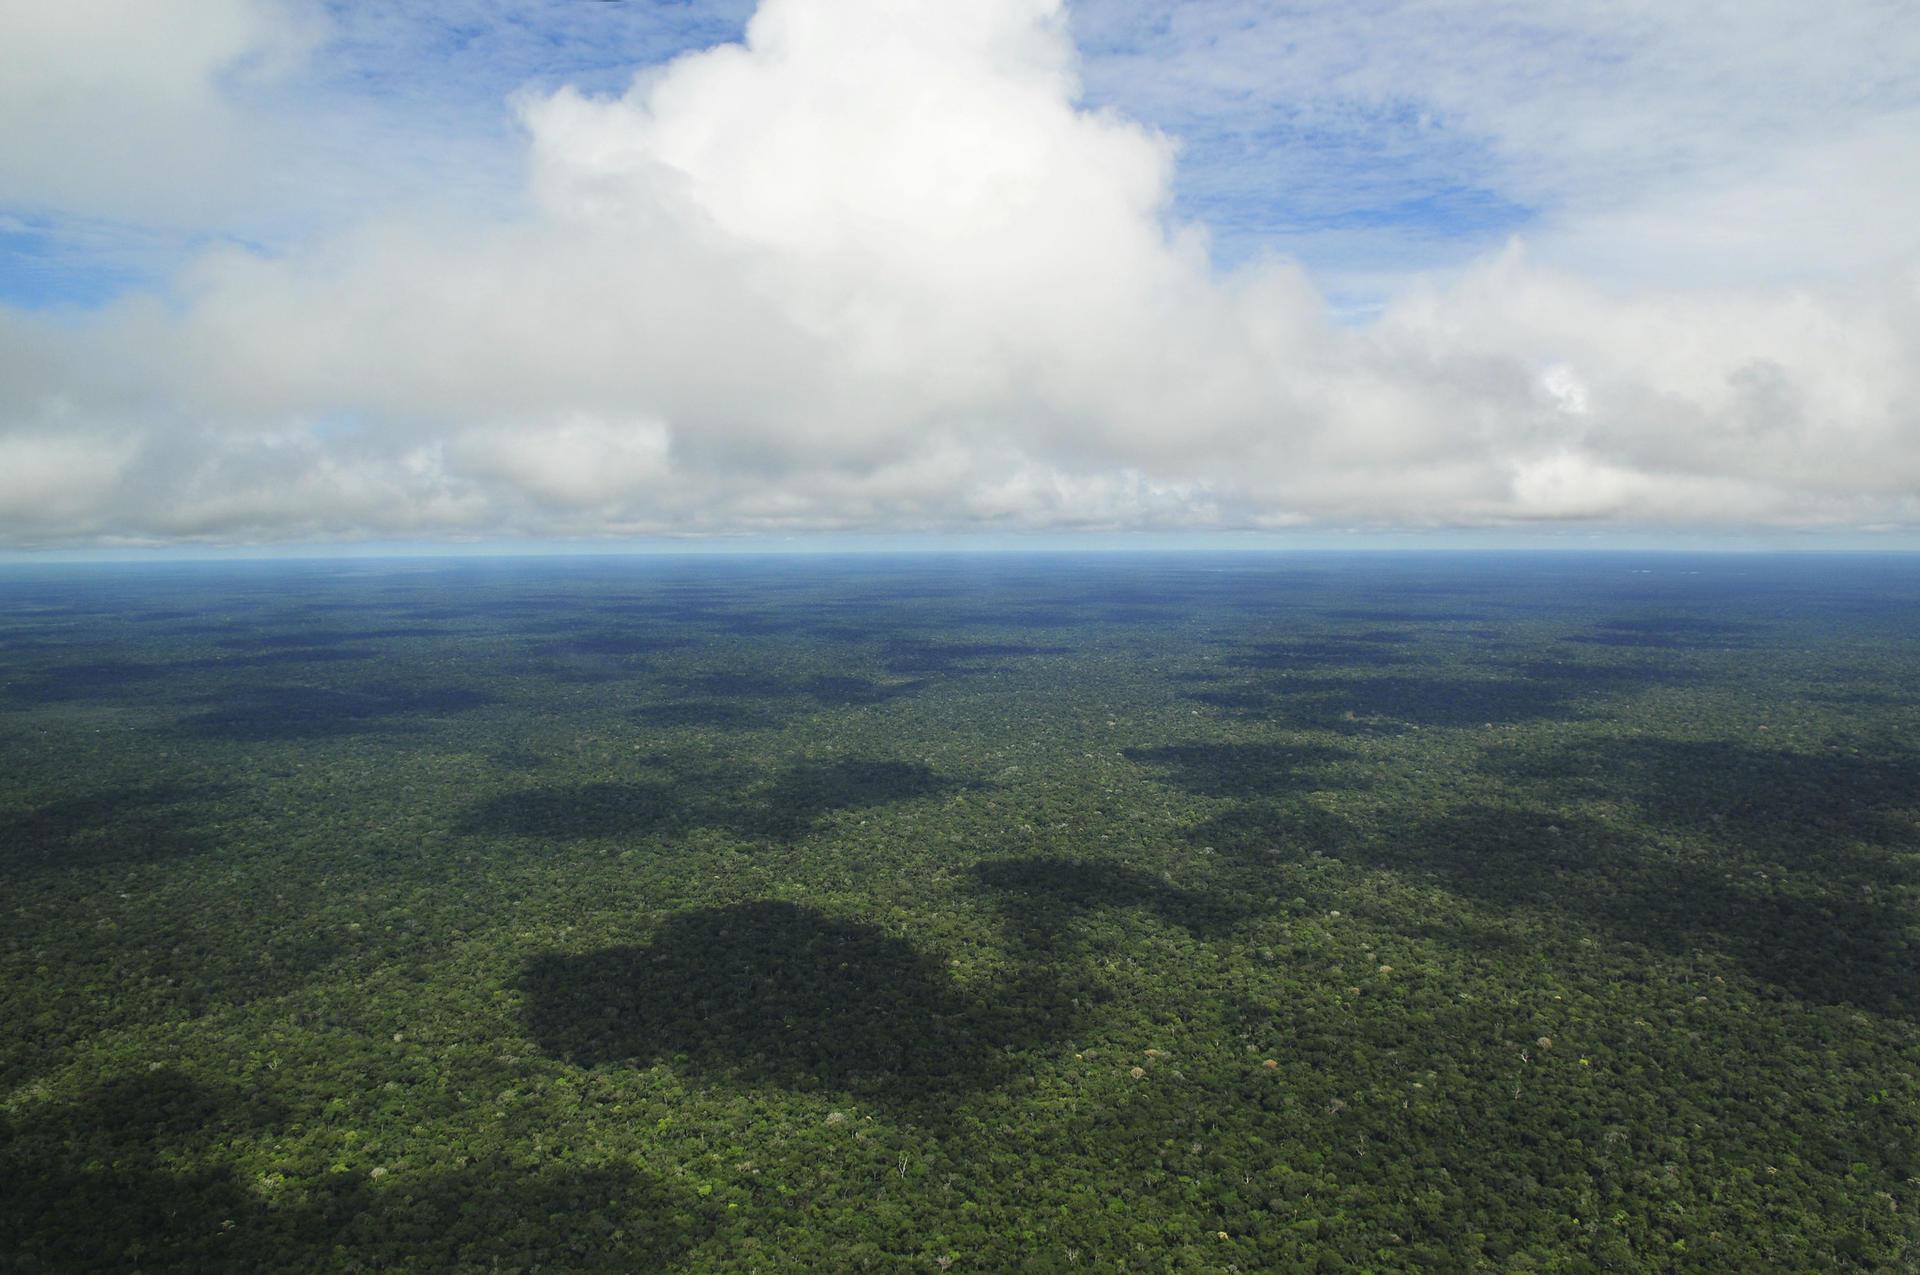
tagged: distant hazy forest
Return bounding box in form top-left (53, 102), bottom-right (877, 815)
top-left (2, 553), bottom-right (1915, 1272)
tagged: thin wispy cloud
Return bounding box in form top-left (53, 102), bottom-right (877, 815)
top-left (0, 0), bottom-right (1916, 548)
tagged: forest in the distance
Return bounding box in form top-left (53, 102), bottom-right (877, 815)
top-left (1, 552), bottom-right (1916, 1272)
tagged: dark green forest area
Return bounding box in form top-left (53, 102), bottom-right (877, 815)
top-left (2, 553), bottom-right (1916, 1272)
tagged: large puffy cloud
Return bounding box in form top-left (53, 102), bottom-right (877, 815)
top-left (1, 0), bottom-right (1917, 547)
top-left (0, 0), bottom-right (317, 226)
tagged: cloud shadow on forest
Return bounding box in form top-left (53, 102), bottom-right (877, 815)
top-left (213, 627), bottom-right (455, 651)
top-left (798, 674), bottom-right (928, 707)
top-left (1483, 736), bottom-right (1920, 849)
top-left (0, 782), bottom-right (230, 873)
top-left (969, 856), bottom-right (1248, 945)
top-left (5, 659), bottom-right (174, 706)
top-left (0, 1070), bottom-right (700, 1271)
top-left (180, 683), bottom-right (496, 742)
top-left (521, 901), bottom-right (1068, 1108)
top-left (881, 639), bottom-right (1071, 675)
top-left (462, 758), bottom-right (972, 845)
top-left (1190, 736), bottom-right (1920, 1019)
top-left (1184, 653), bottom-right (1699, 732)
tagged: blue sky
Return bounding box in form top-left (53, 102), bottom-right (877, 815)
top-left (1, 1), bottom-right (757, 311)
top-left (1, 0), bottom-right (1917, 552)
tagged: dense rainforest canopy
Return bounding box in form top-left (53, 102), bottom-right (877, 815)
top-left (1, 553), bottom-right (1916, 1271)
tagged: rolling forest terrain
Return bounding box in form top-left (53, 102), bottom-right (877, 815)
top-left (1, 552), bottom-right (1916, 1272)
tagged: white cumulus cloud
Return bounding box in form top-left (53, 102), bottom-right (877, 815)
top-left (0, 0), bottom-right (1916, 547)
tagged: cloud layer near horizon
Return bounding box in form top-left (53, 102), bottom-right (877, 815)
top-left (2, 0), bottom-right (1918, 546)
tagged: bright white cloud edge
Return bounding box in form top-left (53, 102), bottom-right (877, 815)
top-left (1, 0), bottom-right (1917, 549)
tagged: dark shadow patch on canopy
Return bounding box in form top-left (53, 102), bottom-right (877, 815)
top-left (522, 901), bottom-right (1067, 1108)
top-left (0, 1071), bottom-right (702, 1272)
top-left (670, 670), bottom-right (799, 699)
top-left (188, 647), bottom-right (380, 668)
top-left (1482, 736), bottom-right (1920, 851)
top-left (180, 683), bottom-right (495, 741)
top-left (4, 659), bottom-right (172, 705)
top-left (0, 782), bottom-right (231, 873)
top-left (736, 759), bottom-right (968, 839)
top-left (798, 674), bottom-right (929, 707)
top-left (214, 627), bottom-right (455, 651)
top-left (970, 856), bottom-right (1248, 945)
top-left (463, 757), bottom-right (973, 845)
top-left (1189, 773), bottom-right (1920, 1020)
top-left (461, 780), bottom-right (697, 841)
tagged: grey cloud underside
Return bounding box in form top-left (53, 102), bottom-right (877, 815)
top-left (1, 0), bottom-right (1917, 546)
